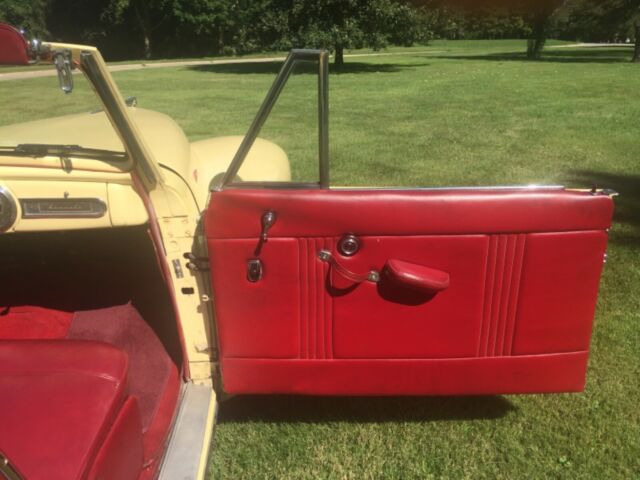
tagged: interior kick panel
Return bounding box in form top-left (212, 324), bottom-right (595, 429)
top-left (205, 188), bottom-right (613, 395)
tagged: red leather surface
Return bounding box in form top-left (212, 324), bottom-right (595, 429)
top-left (209, 238), bottom-right (302, 359)
top-left (0, 23), bottom-right (29, 65)
top-left (384, 259), bottom-right (450, 293)
top-left (205, 188), bottom-right (613, 395)
top-left (67, 303), bottom-right (181, 474)
top-left (512, 231), bottom-right (608, 354)
top-left (206, 188), bottom-right (613, 238)
top-left (88, 397), bottom-right (144, 480)
top-left (0, 305), bottom-right (72, 339)
top-left (0, 340), bottom-right (132, 480)
top-left (222, 352), bottom-right (589, 395)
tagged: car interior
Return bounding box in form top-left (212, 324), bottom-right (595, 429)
top-left (0, 226), bottom-right (183, 479)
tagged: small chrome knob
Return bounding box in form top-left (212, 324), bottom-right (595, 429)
top-left (338, 234), bottom-right (360, 256)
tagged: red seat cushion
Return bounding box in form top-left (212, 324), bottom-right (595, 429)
top-left (0, 340), bottom-right (130, 480)
top-left (0, 305), bottom-right (73, 339)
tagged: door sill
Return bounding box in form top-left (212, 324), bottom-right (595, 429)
top-left (158, 382), bottom-right (217, 480)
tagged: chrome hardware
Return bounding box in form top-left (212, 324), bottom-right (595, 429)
top-left (20, 198), bottom-right (106, 219)
top-left (219, 49), bottom-right (330, 189)
top-left (247, 259), bottom-right (263, 282)
top-left (0, 450), bottom-right (24, 480)
top-left (0, 186), bottom-right (17, 233)
top-left (590, 185), bottom-right (619, 197)
top-left (338, 234), bottom-right (360, 256)
top-left (183, 252), bottom-right (209, 272)
top-left (260, 211), bottom-right (277, 241)
top-left (317, 249), bottom-right (379, 283)
top-left (172, 259), bottom-right (184, 279)
top-left (53, 50), bottom-right (73, 94)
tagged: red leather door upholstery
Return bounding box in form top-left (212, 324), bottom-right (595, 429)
top-left (205, 188), bottom-right (613, 395)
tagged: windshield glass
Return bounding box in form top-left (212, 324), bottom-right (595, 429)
top-left (0, 65), bottom-right (126, 154)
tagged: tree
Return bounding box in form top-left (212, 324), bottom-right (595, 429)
top-left (285, 0), bottom-right (423, 68)
top-left (171, 0), bottom-right (233, 55)
top-left (411, 0), bottom-right (565, 58)
top-left (102, 0), bottom-right (173, 59)
top-left (563, 0), bottom-right (640, 62)
top-left (0, 0), bottom-right (49, 37)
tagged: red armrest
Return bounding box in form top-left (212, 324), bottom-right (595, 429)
top-left (383, 259), bottom-right (450, 294)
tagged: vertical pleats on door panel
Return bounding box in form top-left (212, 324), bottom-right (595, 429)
top-left (298, 238), bottom-right (333, 359)
top-left (478, 234), bottom-right (526, 357)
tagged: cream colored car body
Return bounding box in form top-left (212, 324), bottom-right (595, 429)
top-left (0, 41), bottom-right (290, 479)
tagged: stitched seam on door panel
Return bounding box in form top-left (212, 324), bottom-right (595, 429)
top-left (309, 238), bottom-right (317, 359)
top-left (496, 235), bottom-right (517, 356)
top-left (316, 237), bottom-right (325, 359)
top-left (298, 238), bottom-right (308, 359)
top-left (488, 235), bottom-right (507, 356)
top-left (480, 234), bottom-right (526, 357)
top-left (324, 237), bottom-right (333, 359)
top-left (480, 235), bottom-right (498, 357)
top-left (299, 237), bottom-right (334, 360)
top-left (506, 234), bottom-right (527, 355)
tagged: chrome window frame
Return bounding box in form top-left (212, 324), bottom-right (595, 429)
top-left (216, 49), bottom-right (330, 190)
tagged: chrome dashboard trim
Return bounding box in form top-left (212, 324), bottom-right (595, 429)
top-left (20, 198), bottom-right (107, 219)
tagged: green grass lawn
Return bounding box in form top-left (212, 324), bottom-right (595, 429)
top-left (1, 39), bottom-right (638, 479)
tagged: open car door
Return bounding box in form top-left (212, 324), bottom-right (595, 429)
top-left (204, 50), bottom-right (614, 396)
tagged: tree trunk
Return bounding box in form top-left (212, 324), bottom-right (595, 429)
top-left (142, 30), bottom-right (152, 60)
top-left (526, 11), bottom-right (548, 60)
top-left (633, 23), bottom-right (640, 63)
top-left (334, 45), bottom-right (344, 69)
top-left (134, 0), bottom-right (152, 60)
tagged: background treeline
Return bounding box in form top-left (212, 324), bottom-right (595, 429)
top-left (0, 0), bottom-right (638, 62)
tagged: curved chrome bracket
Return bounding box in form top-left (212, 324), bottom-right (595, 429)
top-left (317, 249), bottom-right (379, 283)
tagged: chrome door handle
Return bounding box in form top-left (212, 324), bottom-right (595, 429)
top-left (317, 250), bottom-right (380, 283)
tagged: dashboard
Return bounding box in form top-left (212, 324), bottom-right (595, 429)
top-left (0, 173), bottom-right (148, 233)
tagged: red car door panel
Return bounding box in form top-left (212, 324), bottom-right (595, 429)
top-left (205, 188), bottom-right (613, 395)
top-left (330, 235), bottom-right (488, 359)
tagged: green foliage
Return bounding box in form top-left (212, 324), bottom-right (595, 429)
top-left (417, 3), bottom-right (533, 40)
top-left (225, 0), bottom-right (428, 65)
top-left (559, 0), bottom-right (640, 42)
top-left (0, 0), bottom-right (49, 37)
top-left (2, 0), bottom-right (639, 61)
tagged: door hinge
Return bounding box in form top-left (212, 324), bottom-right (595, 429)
top-left (184, 252), bottom-right (209, 272)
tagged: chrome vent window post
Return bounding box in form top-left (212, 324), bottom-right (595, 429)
top-left (0, 187), bottom-right (17, 233)
top-left (217, 49), bottom-right (330, 190)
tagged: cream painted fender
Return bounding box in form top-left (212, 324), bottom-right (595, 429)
top-left (188, 136), bottom-right (291, 209)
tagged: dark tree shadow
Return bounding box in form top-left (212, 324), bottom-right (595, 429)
top-left (434, 47), bottom-right (634, 64)
top-left (188, 61), bottom-right (430, 75)
top-left (564, 170), bottom-right (640, 249)
top-left (217, 395), bottom-right (515, 424)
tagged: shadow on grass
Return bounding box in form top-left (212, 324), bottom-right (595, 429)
top-left (217, 395), bottom-right (515, 424)
top-left (565, 170), bottom-right (640, 248)
top-left (188, 61), bottom-right (430, 75)
top-left (434, 47), bottom-right (634, 64)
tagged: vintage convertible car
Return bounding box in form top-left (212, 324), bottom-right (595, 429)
top-left (0, 23), bottom-right (615, 480)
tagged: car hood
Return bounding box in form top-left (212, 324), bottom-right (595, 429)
top-left (0, 107), bottom-right (191, 176)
